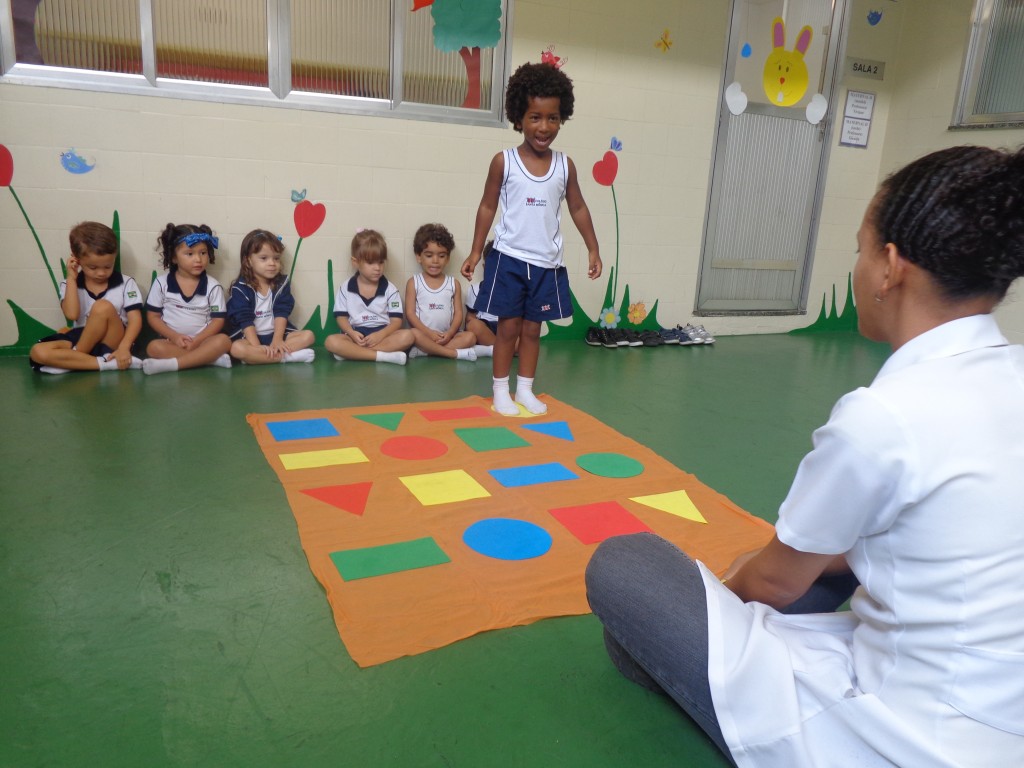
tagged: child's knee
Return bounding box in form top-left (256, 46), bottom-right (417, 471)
top-left (88, 299), bottom-right (117, 320)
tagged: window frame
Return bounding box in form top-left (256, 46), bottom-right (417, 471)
top-left (0, 0), bottom-right (514, 128)
top-left (952, 0), bottom-right (1024, 129)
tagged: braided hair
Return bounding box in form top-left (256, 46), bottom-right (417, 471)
top-left (873, 145), bottom-right (1024, 300)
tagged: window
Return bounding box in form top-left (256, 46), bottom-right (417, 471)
top-left (953, 0), bottom-right (1024, 128)
top-left (0, 0), bottom-right (512, 126)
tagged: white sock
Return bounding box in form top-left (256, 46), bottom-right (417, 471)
top-left (142, 357), bottom-right (179, 375)
top-left (97, 356), bottom-right (120, 371)
top-left (376, 351), bottom-right (407, 365)
top-left (472, 344), bottom-right (494, 358)
top-left (456, 348), bottom-right (478, 361)
top-left (212, 353), bottom-right (233, 369)
top-left (408, 347), bottom-right (427, 359)
top-left (282, 349), bottom-right (315, 364)
top-left (332, 353), bottom-right (345, 362)
top-left (39, 365), bottom-right (71, 375)
top-left (515, 376), bottom-right (548, 414)
top-left (129, 356), bottom-right (143, 370)
top-left (492, 375), bottom-right (519, 415)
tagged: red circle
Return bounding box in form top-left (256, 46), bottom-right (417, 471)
top-left (380, 435), bottom-right (448, 460)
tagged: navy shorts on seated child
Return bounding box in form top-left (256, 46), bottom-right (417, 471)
top-left (475, 247), bottom-right (571, 323)
top-left (351, 324), bottom-right (386, 336)
top-left (29, 327), bottom-right (114, 370)
top-left (256, 326), bottom-right (298, 346)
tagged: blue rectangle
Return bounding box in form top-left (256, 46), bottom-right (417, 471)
top-left (267, 418), bottom-right (340, 442)
top-left (488, 462), bottom-right (579, 488)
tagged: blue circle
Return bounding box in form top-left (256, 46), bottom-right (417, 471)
top-left (463, 518), bottom-right (553, 561)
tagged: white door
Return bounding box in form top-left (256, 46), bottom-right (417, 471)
top-left (696, 0), bottom-right (850, 314)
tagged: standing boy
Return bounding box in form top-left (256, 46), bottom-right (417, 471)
top-left (461, 62), bottom-right (601, 415)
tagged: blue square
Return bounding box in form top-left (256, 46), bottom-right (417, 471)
top-left (488, 462), bottom-right (579, 488)
top-left (267, 418), bottom-right (340, 442)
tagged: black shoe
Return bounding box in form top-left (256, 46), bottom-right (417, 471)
top-left (621, 329), bottom-right (643, 347)
top-left (639, 330), bottom-right (664, 347)
top-left (600, 328), bottom-right (619, 348)
top-left (585, 327), bottom-right (602, 346)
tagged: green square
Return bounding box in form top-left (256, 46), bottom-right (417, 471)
top-left (330, 537), bottom-right (451, 581)
top-left (453, 426), bottom-right (531, 452)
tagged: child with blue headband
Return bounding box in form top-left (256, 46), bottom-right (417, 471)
top-left (143, 222), bottom-right (232, 374)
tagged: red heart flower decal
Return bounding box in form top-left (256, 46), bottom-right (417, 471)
top-left (0, 144), bottom-right (13, 187)
top-left (294, 199), bottom-right (326, 238)
top-left (592, 151), bottom-right (618, 187)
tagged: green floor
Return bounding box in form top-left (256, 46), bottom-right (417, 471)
top-left (0, 333), bottom-right (888, 768)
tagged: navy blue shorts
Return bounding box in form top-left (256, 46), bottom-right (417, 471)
top-left (468, 314), bottom-right (499, 335)
top-left (29, 327), bottom-right (114, 370)
top-left (256, 327), bottom-right (298, 346)
top-left (474, 249), bottom-right (571, 323)
top-left (351, 323), bottom-right (387, 336)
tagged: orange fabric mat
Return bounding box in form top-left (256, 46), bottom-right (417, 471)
top-left (247, 395), bottom-right (773, 667)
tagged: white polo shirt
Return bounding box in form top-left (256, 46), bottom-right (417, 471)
top-left (146, 271), bottom-right (227, 336)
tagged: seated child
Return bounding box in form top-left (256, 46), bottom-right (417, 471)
top-left (227, 228), bottom-right (315, 364)
top-left (405, 223), bottom-right (480, 361)
top-left (142, 223), bottom-right (233, 375)
top-left (463, 240), bottom-right (498, 357)
top-left (30, 221), bottom-right (144, 374)
top-left (324, 229), bottom-right (413, 365)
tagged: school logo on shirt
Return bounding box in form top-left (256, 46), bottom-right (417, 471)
top-left (127, 290), bottom-right (138, 299)
top-left (390, 299), bottom-right (401, 310)
top-left (211, 304), bottom-right (221, 312)
top-left (428, 303), bottom-right (444, 311)
top-left (525, 197), bottom-right (548, 208)
top-left (541, 304), bottom-right (551, 312)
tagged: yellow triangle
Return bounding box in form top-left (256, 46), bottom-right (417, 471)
top-left (630, 490), bottom-right (707, 524)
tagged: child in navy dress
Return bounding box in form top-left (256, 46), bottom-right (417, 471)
top-left (227, 229), bottom-right (315, 364)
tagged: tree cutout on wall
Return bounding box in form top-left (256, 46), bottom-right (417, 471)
top-left (412, 0), bottom-right (501, 109)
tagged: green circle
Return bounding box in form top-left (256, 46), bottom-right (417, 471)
top-left (575, 452), bottom-right (644, 478)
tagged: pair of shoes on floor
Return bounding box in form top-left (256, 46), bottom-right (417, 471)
top-left (638, 330), bottom-right (664, 347)
top-left (659, 327), bottom-right (685, 344)
top-left (585, 326), bottom-right (619, 348)
top-left (678, 323), bottom-right (716, 344)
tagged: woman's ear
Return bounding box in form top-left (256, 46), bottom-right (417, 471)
top-left (878, 243), bottom-right (907, 297)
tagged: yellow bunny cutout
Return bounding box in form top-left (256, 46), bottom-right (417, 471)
top-left (762, 17), bottom-right (812, 106)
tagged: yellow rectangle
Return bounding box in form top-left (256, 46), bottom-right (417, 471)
top-left (400, 469), bottom-right (491, 506)
top-left (281, 447), bottom-right (369, 470)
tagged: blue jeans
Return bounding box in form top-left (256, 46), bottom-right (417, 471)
top-left (585, 533), bottom-right (858, 765)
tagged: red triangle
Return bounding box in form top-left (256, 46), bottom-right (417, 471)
top-left (301, 482), bottom-right (373, 516)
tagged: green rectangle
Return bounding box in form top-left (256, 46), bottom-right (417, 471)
top-left (454, 426), bottom-right (531, 452)
top-left (330, 537), bottom-right (451, 581)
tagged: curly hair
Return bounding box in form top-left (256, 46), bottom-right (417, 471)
top-left (156, 222), bottom-right (218, 270)
top-left (69, 221), bottom-right (117, 258)
top-left (873, 145), bottom-right (1024, 301)
top-left (352, 229), bottom-right (388, 265)
top-left (505, 62), bottom-right (575, 131)
top-left (413, 223), bottom-right (455, 255)
top-left (234, 228), bottom-right (286, 291)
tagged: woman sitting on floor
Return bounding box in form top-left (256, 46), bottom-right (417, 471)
top-left (586, 144), bottom-right (1024, 768)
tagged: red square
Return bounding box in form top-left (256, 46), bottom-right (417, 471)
top-left (549, 501), bottom-right (653, 545)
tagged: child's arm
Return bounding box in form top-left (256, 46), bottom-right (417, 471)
top-left (60, 257), bottom-right (81, 323)
top-left (404, 277), bottom-right (442, 342)
top-left (111, 308), bottom-right (143, 366)
top-left (363, 317), bottom-right (404, 348)
top-left (448, 281), bottom-right (465, 338)
top-left (565, 158), bottom-right (603, 280)
top-left (461, 152), bottom-right (504, 280)
top-left (335, 314), bottom-right (363, 344)
top-left (147, 311), bottom-right (188, 348)
top-left (189, 317), bottom-right (226, 347)
top-left (268, 317), bottom-right (289, 357)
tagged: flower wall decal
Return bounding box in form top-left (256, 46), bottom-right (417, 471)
top-left (289, 198), bottom-right (327, 282)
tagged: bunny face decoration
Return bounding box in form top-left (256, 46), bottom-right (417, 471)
top-left (762, 17), bottom-right (813, 107)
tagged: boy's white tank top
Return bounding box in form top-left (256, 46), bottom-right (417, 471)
top-left (493, 147), bottom-right (567, 268)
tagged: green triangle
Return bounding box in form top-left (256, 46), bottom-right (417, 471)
top-left (354, 411), bottom-right (404, 431)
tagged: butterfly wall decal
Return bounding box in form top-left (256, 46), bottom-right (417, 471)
top-left (655, 29), bottom-right (673, 52)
